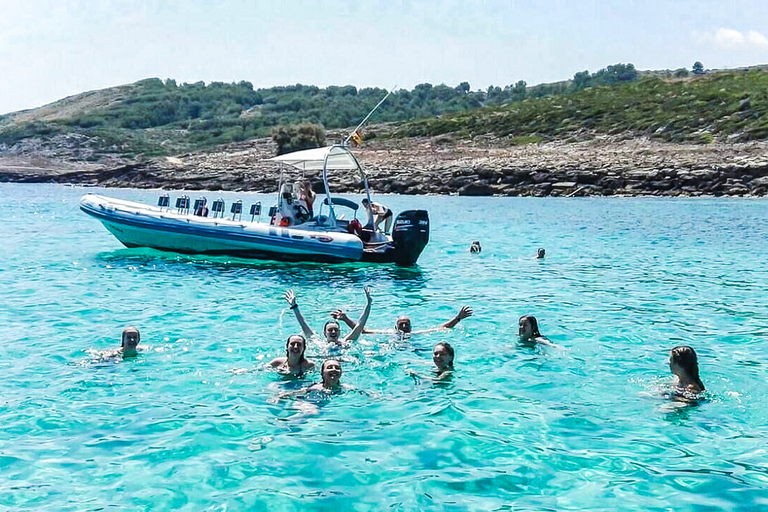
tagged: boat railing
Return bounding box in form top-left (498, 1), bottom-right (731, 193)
top-left (211, 198), bottom-right (225, 219)
top-left (175, 195), bottom-right (190, 215)
top-left (231, 200), bottom-right (243, 221)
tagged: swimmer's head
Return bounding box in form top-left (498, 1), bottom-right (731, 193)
top-left (321, 359), bottom-right (342, 387)
top-left (518, 315), bottom-right (541, 339)
top-left (470, 241), bottom-right (481, 253)
top-left (323, 321), bottom-right (341, 342)
top-left (121, 327), bottom-right (140, 357)
top-left (433, 342), bottom-right (454, 371)
top-left (669, 346), bottom-right (704, 389)
top-left (395, 316), bottom-right (412, 334)
top-left (285, 334), bottom-right (307, 360)
top-left (537, 248), bottom-right (545, 259)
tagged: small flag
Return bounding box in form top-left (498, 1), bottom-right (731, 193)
top-left (351, 130), bottom-right (363, 146)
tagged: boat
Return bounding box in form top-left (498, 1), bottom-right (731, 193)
top-left (79, 144), bottom-right (430, 266)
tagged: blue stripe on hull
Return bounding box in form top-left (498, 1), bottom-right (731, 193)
top-left (81, 204), bottom-right (362, 261)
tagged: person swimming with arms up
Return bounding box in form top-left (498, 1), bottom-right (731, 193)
top-left (332, 306), bottom-right (473, 337)
top-left (669, 345), bottom-right (705, 396)
top-left (518, 315), bottom-right (556, 347)
top-left (269, 334), bottom-right (315, 377)
top-left (285, 287), bottom-right (372, 347)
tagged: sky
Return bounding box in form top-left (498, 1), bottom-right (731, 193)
top-left (1, 0), bottom-right (768, 115)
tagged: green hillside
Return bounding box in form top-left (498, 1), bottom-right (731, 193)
top-left (1, 63), bottom-right (766, 161)
top-left (396, 68), bottom-right (768, 144)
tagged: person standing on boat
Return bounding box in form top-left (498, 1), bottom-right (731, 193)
top-left (269, 334), bottom-right (315, 377)
top-left (285, 287), bottom-right (372, 346)
top-left (362, 198), bottom-right (393, 234)
top-left (332, 306), bottom-right (473, 335)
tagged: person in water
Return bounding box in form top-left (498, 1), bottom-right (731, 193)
top-left (306, 359), bottom-right (344, 393)
top-left (285, 287), bottom-right (372, 345)
top-left (470, 241), bottom-right (482, 253)
top-left (518, 315), bottom-right (555, 346)
top-left (269, 334), bottom-right (315, 376)
top-left (407, 342), bottom-right (455, 382)
top-left (537, 248), bottom-right (546, 259)
top-left (120, 327), bottom-right (141, 357)
top-left (332, 306), bottom-right (473, 335)
top-left (669, 345), bottom-right (705, 393)
top-left (92, 326), bottom-right (141, 360)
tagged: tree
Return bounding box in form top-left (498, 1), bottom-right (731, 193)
top-left (692, 61), bottom-right (705, 75)
top-left (456, 82), bottom-right (470, 94)
top-left (271, 122), bottom-right (326, 155)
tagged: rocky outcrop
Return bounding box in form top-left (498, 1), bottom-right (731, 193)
top-left (2, 134), bottom-right (768, 197)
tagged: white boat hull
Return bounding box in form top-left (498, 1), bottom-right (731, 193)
top-left (80, 194), bottom-right (364, 262)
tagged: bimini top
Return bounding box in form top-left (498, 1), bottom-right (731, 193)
top-left (269, 145), bottom-right (361, 171)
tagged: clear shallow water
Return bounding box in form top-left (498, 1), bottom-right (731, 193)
top-left (1, 183), bottom-right (768, 511)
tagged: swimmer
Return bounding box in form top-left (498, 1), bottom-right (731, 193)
top-left (269, 334), bottom-right (315, 377)
top-left (518, 315), bottom-right (555, 347)
top-left (407, 342), bottom-right (455, 382)
top-left (306, 359), bottom-right (344, 393)
top-left (537, 248), bottom-right (545, 259)
top-left (669, 346), bottom-right (705, 394)
top-left (470, 241), bottom-right (482, 253)
top-left (285, 287), bottom-right (372, 346)
top-left (333, 306), bottom-right (473, 335)
top-left (90, 326), bottom-right (142, 361)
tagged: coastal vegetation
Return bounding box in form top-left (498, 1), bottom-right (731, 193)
top-left (0, 63), bottom-right (767, 160)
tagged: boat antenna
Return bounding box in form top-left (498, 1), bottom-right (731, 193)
top-left (344, 86), bottom-right (397, 145)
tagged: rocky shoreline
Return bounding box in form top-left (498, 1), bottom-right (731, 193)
top-left (2, 135), bottom-right (768, 197)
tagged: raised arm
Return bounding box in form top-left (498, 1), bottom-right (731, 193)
top-left (343, 287), bottom-right (373, 343)
top-left (331, 309), bottom-right (357, 330)
top-left (284, 290), bottom-right (316, 339)
top-left (332, 308), bottom-right (379, 334)
top-left (441, 306), bottom-right (473, 329)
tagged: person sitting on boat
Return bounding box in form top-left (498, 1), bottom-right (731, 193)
top-left (269, 334), bottom-right (315, 377)
top-left (518, 315), bottom-right (555, 346)
top-left (296, 180), bottom-right (316, 218)
top-left (361, 198), bottom-right (393, 234)
top-left (194, 198), bottom-right (209, 217)
top-left (332, 306), bottom-right (473, 336)
top-left (669, 345), bottom-right (705, 394)
top-left (285, 287), bottom-right (372, 346)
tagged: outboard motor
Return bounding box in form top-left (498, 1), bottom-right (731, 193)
top-left (392, 210), bottom-right (429, 266)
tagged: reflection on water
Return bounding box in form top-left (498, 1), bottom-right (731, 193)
top-left (97, 247), bottom-right (429, 289)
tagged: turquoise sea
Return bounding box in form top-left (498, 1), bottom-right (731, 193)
top-left (1, 183), bottom-right (767, 511)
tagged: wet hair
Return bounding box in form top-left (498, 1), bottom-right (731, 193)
top-left (121, 327), bottom-right (140, 347)
top-left (670, 346), bottom-right (705, 391)
top-left (323, 321), bottom-right (341, 337)
top-left (285, 334), bottom-right (307, 362)
top-left (537, 248), bottom-right (545, 258)
top-left (434, 342), bottom-right (455, 368)
top-left (518, 315), bottom-right (541, 338)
